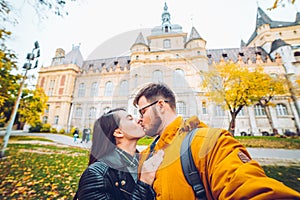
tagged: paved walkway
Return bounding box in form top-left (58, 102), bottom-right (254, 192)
top-left (2, 131), bottom-right (300, 165)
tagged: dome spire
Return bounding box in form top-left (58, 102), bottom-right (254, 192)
top-left (161, 2), bottom-right (171, 33)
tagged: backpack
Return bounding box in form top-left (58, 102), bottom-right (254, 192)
top-left (180, 128), bottom-right (206, 200)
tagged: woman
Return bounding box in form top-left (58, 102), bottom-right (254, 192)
top-left (74, 108), bottom-right (163, 200)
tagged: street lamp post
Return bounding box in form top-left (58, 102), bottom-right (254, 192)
top-left (0, 41), bottom-right (40, 158)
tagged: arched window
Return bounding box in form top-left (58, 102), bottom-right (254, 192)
top-left (173, 69), bottom-right (185, 88)
top-left (202, 101), bottom-right (207, 114)
top-left (104, 107), bottom-right (111, 114)
top-left (164, 26), bottom-right (169, 33)
top-left (104, 81), bottom-right (113, 96)
top-left (134, 74), bottom-right (138, 88)
top-left (276, 103), bottom-right (288, 116)
top-left (89, 107), bottom-right (97, 118)
top-left (294, 51), bottom-right (300, 57)
top-left (215, 105), bottom-right (225, 116)
top-left (75, 107), bottom-right (82, 118)
top-left (270, 73), bottom-right (278, 78)
top-left (237, 107), bottom-right (246, 116)
top-left (90, 82), bottom-right (98, 97)
top-left (152, 70), bottom-right (163, 83)
top-left (42, 116), bottom-right (48, 124)
top-left (78, 83), bottom-right (85, 97)
top-left (48, 80), bottom-right (55, 96)
top-left (176, 101), bottom-right (186, 115)
top-left (254, 104), bottom-right (266, 116)
top-left (54, 115), bottom-right (59, 125)
top-left (120, 80), bottom-right (129, 96)
top-left (45, 104), bottom-right (50, 113)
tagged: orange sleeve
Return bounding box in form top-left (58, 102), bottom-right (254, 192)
top-left (192, 128), bottom-right (300, 200)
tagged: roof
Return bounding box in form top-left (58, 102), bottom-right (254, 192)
top-left (270, 38), bottom-right (289, 53)
top-left (206, 46), bottom-right (269, 65)
top-left (82, 56), bottom-right (130, 72)
top-left (63, 46), bottom-right (84, 67)
top-left (247, 7), bottom-right (300, 45)
top-left (132, 32), bottom-right (148, 46)
top-left (187, 27), bottom-right (202, 41)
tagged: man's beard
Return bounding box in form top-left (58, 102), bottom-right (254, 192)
top-left (145, 109), bottom-right (162, 137)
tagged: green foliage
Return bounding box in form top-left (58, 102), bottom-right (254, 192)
top-left (28, 122), bottom-right (43, 133)
top-left (40, 123), bottom-right (51, 132)
top-left (262, 166), bottom-right (300, 192)
top-left (59, 128), bottom-right (65, 134)
top-left (137, 136), bottom-right (154, 145)
top-left (0, 143), bottom-right (89, 199)
top-left (18, 87), bottom-right (48, 127)
top-left (236, 136), bottom-right (300, 149)
top-left (0, 29), bottom-right (21, 127)
top-left (7, 136), bottom-right (53, 142)
top-left (203, 63), bottom-right (287, 135)
top-left (0, 0), bottom-right (78, 128)
top-left (50, 128), bottom-right (57, 133)
top-left (0, 142), bottom-right (298, 199)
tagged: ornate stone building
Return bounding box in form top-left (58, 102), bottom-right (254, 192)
top-left (37, 3), bottom-right (300, 135)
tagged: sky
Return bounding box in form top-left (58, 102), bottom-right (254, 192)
top-left (5, 0), bottom-right (300, 79)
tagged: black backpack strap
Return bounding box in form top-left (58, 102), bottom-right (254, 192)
top-left (180, 128), bottom-right (206, 200)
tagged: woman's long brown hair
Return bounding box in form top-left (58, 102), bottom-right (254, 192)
top-left (88, 108), bottom-right (125, 165)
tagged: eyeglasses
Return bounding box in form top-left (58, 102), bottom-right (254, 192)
top-left (139, 100), bottom-right (169, 118)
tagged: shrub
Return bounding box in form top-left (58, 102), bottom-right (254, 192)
top-left (50, 128), bottom-right (57, 133)
top-left (40, 123), bottom-right (51, 132)
top-left (28, 122), bottom-right (43, 133)
top-left (59, 128), bottom-right (65, 134)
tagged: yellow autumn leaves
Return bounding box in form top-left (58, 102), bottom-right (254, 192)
top-left (0, 144), bottom-right (88, 199)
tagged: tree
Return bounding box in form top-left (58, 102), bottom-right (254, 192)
top-left (0, 29), bottom-right (21, 126)
top-left (28, 0), bottom-right (77, 19)
top-left (203, 63), bottom-right (285, 136)
top-left (18, 87), bottom-right (48, 127)
top-left (255, 73), bottom-right (287, 135)
top-left (0, 0), bottom-right (77, 127)
top-left (269, 0), bottom-right (296, 10)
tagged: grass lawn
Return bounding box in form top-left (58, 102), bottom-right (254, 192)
top-left (0, 142), bottom-right (89, 199)
top-left (0, 136), bottom-right (299, 199)
top-left (138, 135), bottom-right (300, 149)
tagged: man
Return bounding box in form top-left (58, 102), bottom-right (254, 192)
top-left (134, 83), bottom-right (300, 199)
top-left (80, 128), bottom-right (87, 143)
top-left (85, 127), bottom-right (91, 143)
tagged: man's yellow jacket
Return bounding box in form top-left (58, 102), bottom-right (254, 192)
top-left (139, 116), bottom-right (300, 200)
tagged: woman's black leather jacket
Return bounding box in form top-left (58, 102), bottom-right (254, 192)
top-left (75, 150), bottom-right (155, 200)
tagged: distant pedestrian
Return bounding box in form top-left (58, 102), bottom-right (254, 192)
top-left (85, 128), bottom-right (91, 143)
top-left (73, 128), bottom-right (79, 143)
top-left (80, 128), bottom-right (87, 143)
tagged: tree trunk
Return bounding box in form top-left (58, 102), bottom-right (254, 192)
top-left (264, 105), bottom-right (277, 135)
top-left (228, 113), bottom-right (236, 136)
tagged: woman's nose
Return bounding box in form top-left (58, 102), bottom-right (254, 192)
top-left (136, 118), bottom-right (143, 125)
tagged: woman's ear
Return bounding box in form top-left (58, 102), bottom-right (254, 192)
top-left (113, 128), bottom-right (124, 138)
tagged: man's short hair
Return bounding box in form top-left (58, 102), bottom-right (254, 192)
top-left (133, 83), bottom-right (176, 111)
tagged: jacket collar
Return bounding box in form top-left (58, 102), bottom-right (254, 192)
top-left (155, 115), bottom-right (208, 150)
top-left (101, 148), bottom-right (138, 170)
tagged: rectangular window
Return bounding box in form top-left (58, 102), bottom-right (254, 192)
top-left (48, 80), bottom-right (55, 96)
